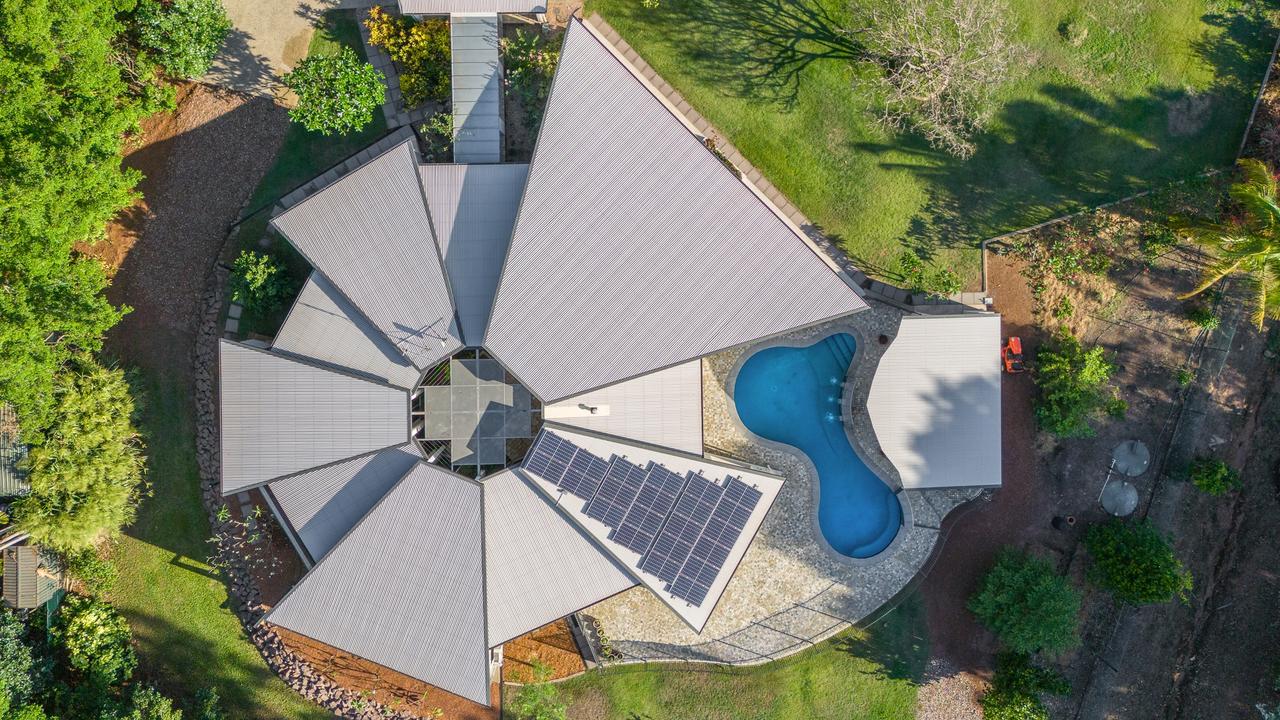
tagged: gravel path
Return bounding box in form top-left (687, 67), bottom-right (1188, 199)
top-left (915, 659), bottom-right (984, 720)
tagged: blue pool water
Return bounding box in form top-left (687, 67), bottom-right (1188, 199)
top-left (734, 333), bottom-right (902, 558)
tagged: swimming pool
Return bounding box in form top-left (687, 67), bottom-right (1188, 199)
top-left (733, 333), bottom-right (902, 558)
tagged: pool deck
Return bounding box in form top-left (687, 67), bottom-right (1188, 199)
top-left (583, 302), bottom-right (983, 664)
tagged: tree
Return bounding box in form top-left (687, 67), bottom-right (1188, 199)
top-left (509, 660), bottom-right (566, 720)
top-left (12, 357), bottom-right (145, 552)
top-left (52, 596), bottom-right (137, 688)
top-left (854, 0), bottom-right (1022, 158)
top-left (282, 47), bottom-right (385, 135)
top-left (133, 0), bottom-right (232, 79)
top-left (1033, 328), bottom-right (1116, 438)
top-left (228, 251), bottom-right (287, 314)
top-left (1085, 519), bottom-right (1193, 605)
top-left (1172, 158), bottom-right (1280, 329)
top-left (1187, 456), bottom-right (1241, 495)
top-left (0, 612), bottom-right (35, 712)
top-left (969, 550), bottom-right (1081, 654)
top-left (981, 652), bottom-right (1069, 720)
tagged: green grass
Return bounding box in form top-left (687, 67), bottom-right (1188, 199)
top-left (585, 0), bottom-right (1278, 283)
top-left (554, 595), bottom-right (929, 720)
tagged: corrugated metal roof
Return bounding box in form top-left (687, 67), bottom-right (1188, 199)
top-left (545, 360), bottom-right (703, 454)
top-left (451, 15), bottom-right (503, 164)
top-left (0, 405), bottom-right (28, 497)
top-left (866, 314), bottom-right (1003, 489)
top-left (483, 469), bottom-right (635, 645)
top-left (218, 340), bottom-right (409, 494)
top-left (399, 0), bottom-right (546, 14)
top-left (419, 164), bottom-right (529, 344)
top-left (272, 273), bottom-right (422, 389)
top-left (271, 137), bottom-right (462, 370)
top-left (484, 19), bottom-right (868, 402)
top-left (268, 444), bottom-right (422, 562)
top-left (266, 462), bottom-right (491, 705)
top-left (3, 546), bottom-right (37, 609)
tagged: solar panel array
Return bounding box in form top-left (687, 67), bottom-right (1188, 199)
top-left (523, 431), bottom-right (763, 607)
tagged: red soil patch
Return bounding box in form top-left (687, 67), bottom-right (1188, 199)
top-left (502, 619), bottom-right (586, 683)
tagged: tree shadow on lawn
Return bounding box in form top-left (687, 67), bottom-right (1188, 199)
top-left (833, 591), bottom-right (931, 685)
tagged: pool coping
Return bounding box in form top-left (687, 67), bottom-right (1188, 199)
top-left (723, 314), bottom-right (916, 568)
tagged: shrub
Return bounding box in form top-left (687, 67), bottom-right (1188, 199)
top-left (1140, 225), bottom-right (1178, 260)
top-left (1085, 519), bottom-right (1192, 605)
top-left (1187, 456), bottom-right (1241, 495)
top-left (1053, 295), bottom-right (1074, 320)
top-left (53, 595), bottom-right (137, 687)
top-left (1176, 367), bottom-right (1195, 387)
top-left (124, 686), bottom-right (182, 720)
top-left (1186, 304), bottom-right (1221, 331)
top-left (63, 547), bottom-right (119, 596)
top-left (1105, 392), bottom-right (1127, 419)
top-left (229, 251), bottom-right (287, 314)
top-left (501, 29), bottom-right (562, 134)
top-left (509, 660), bottom-right (566, 720)
top-left (969, 549), bottom-right (1081, 654)
top-left (1033, 328), bottom-right (1116, 437)
top-left (365, 6), bottom-right (450, 107)
top-left (899, 249), bottom-right (963, 298)
top-left (190, 688), bottom-right (226, 720)
top-left (421, 111), bottom-right (455, 162)
top-left (133, 0), bottom-right (231, 79)
top-left (981, 652), bottom-right (1069, 720)
top-left (283, 48), bottom-right (385, 135)
top-left (0, 612), bottom-right (35, 711)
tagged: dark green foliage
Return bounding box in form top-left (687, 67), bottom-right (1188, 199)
top-left (12, 357), bottom-right (145, 552)
top-left (1176, 367), bottom-right (1195, 386)
top-left (981, 652), bottom-right (1069, 720)
top-left (898, 249), bottom-right (963, 297)
top-left (0, 612), bottom-right (35, 712)
top-left (228, 251), bottom-right (288, 314)
top-left (969, 550), bottom-right (1081, 654)
top-left (62, 546), bottom-right (119, 597)
top-left (52, 596), bottom-right (136, 688)
top-left (1187, 456), bottom-right (1241, 495)
top-left (500, 29), bottom-right (562, 134)
top-left (1033, 328), bottom-right (1117, 437)
top-left (124, 686), bottom-right (183, 720)
top-left (1085, 519), bottom-right (1193, 605)
top-left (1185, 304), bottom-right (1221, 330)
top-left (188, 688), bottom-right (225, 720)
top-left (283, 48), bottom-right (385, 135)
top-left (133, 0), bottom-right (231, 79)
top-left (1140, 224), bottom-right (1178, 259)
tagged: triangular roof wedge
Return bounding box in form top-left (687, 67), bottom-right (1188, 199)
top-left (271, 137), bottom-right (462, 371)
top-left (265, 462), bottom-right (491, 705)
top-left (484, 18), bottom-right (868, 403)
top-left (218, 340), bottom-right (409, 494)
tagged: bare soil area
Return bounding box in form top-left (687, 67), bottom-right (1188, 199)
top-left (502, 619), bottom-right (587, 683)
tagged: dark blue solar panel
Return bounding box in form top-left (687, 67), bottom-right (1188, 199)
top-left (583, 458), bottom-right (646, 527)
top-left (637, 472), bottom-right (721, 584)
top-left (558, 451), bottom-right (610, 500)
top-left (524, 432), bottom-right (610, 501)
top-left (611, 464), bottom-right (687, 555)
top-left (523, 432), bottom-right (565, 482)
top-left (666, 476), bottom-right (762, 606)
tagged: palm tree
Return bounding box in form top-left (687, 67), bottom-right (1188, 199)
top-left (1172, 158), bottom-right (1280, 329)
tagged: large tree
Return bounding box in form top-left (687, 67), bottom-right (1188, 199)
top-left (969, 549), bottom-right (1081, 654)
top-left (1173, 158), bottom-right (1280, 329)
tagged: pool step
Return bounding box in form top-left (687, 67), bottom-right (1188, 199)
top-left (824, 333), bottom-right (856, 370)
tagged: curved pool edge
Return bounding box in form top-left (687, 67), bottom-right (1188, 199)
top-left (723, 318), bottom-right (915, 568)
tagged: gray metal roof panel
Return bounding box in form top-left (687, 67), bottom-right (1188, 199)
top-left (483, 469), bottom-right (635, 645)
top-left (2, 546), bottom-right (37, 609)
top-left (451, 16), bottom-right (503, 165)
top-left (398, 0), bottom-right (545, 14)
top-left (485, 20), bottom-right (868, 401)
top-left (0, 405), bottom-right (28, 496)
top-left (218, 340), bottom-right (409, 494)
top-left (266, 462), bottom-right (490, 705)
top-left (268, 443), bottom-right (422, 561)
top-left (270, 138), bottom-right (461, 370)
top-left (419, 164), bottom-right (529, 344)
top-left (272, 273), bottom-right (422, 389)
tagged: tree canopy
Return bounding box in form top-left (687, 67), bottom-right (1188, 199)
top-left (969, 549), bottom-right (1081, 655)
top-left (1085, 519), bottom-right (1193, 605)
top-left (133, 0), bottom-right (232, 80)
top-left (1033, 328), bottom-right (1117, 438)
top-left (283, 47), bottom-right (385, 135)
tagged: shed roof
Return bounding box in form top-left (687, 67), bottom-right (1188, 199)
top-left (419, 164), bottom-right (529, 344)
top-left (267, 443), bottom-right (422, 563)
top-left (398, 0), bottom-right (546, 13)
top-left (0, 405), bottom-right (27, 497)
top-left (866, 314), bottom-right (1003, 489)
top-left (266, 462), bottom-right (491, 705)
top-left (483, 469), bottom-right (635, 645)
top-left (545, 360), bottom-right (704, 454)
top-left (271, 137), bottom-right (462, 370)
top-left (484, 19), bottom-right (867, 402)
top-left (218, 340), bottom-right (409, 494)
top-left (272, 273), bottom-right (422, 389)
top-left (2, 546), bottom-right (38, 609)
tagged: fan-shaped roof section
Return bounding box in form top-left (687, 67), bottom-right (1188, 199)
top-left (485, 19), bottom-right (867, 402)
top-left (272, 273), bottom-right (422, 389)
top-left (266, 462), bottom-right (490, 705)
top-left (270, 137), bottom-right (461, 370)
top-left (218, 340), bottom-right (409, 494)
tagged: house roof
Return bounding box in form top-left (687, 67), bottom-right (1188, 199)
top-left (218, 340), bottom-right (409, 494)
top-left (419, 164), bottom-right (529, 345)
top-left (866, 314), bottom-right (1003, 489)
top-left (265, 462), bottom-right (491, 705)
top-left (398, 0), bottom-right (547, 13)
top-left (272, 272), bottom-right (422, 389)
top-left (2, 546), bottom-right (37, 609)
top-left (484, 19), bottom-right (867, 402)
top-left (450, 15), bottom-right (503, 164)
top-left (267, 443), bottom-right (422, 563)
top-left (545, 360), bottom-right (704, 455)
top-left (483, 469), bottom-right (636, 645)
top-left (271, 137), bottom-right (462, 370)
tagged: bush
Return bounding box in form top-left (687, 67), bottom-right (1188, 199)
top-left (969, 550), bottom-right (1081, 654)
top-left (283, 48), bottom-right (385, 135)
top-left (1052, 295), bottom-right (1074, 320)
top-left (1140, 224), bottom-right (1178, 259)
top-left (365, 6), bottom-right (450, 107)
top-left (63, 547), bottom-right (119, 596)
top-left (189, 688), bottom-right (226, 720)
top-left (1186, 304), bottom-right (1221, 331)
top-left (1187, 456), bottom-right (1241, 495)
top-left (421, 111), bottom-right (455, 162)
top-left (501, 29), bottom-right (562, 134)
top-left (229, 251), bottom-right (287, 314)
top-left (1176, 367), bottom-right (1195, 387)
top-left (899, 249), bottom-right (963, 298)
top-left (1085, 519), bottom-right (1192, 605)
top-left (1033, 328), bottom-right (1116, 437)
top-left (133, 0), bottom-right (231, 79)
top-left (981, 652), bottom-right (1069, 720)
top-left (509, 660), bottom-right (566, 720)
top-left (124, 686), bottom-right (182, 720)
top-left (0, 612), bottom-right (35, 711)
top-left (53, 595), bottom-right (137, 687)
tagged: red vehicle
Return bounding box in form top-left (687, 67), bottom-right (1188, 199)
top-left (1002, 337), bottom-right (1026, 373)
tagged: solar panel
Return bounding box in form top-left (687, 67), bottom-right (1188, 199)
top-left (611, 464), bottom-right (686, 555)
top-left (558, 451), bottom-right (610, 500)
top-left (523, 431), bottom-right (609, 501)
top-left (667, 476), bottom-right (762, 605)
top-left (584, 457), bottom-right (646, 527)
top-left (637, 471), bottom-right (721, 584)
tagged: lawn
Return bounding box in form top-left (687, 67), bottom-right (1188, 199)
top-left (584, 0), bottom-right (1278, 283)
top-left (553, 594), bottom-right (929, 720)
